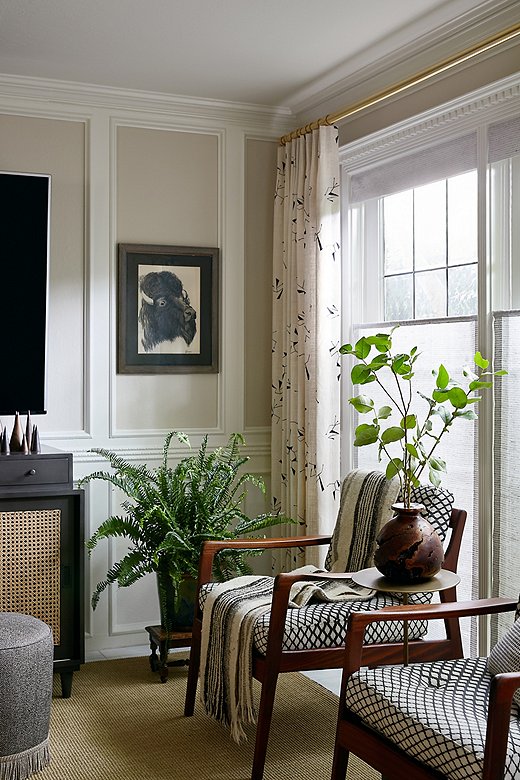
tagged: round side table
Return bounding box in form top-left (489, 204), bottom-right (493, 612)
top-left (352, 567), bottom-right (460, 665)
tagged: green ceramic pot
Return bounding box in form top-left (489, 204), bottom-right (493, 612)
top-left (156, 570), bottom-right (197, 632)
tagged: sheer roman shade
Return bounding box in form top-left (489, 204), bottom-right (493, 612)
top-left (349, 132), bottom-right (477, 203)
top-left (488, 115), bottom-right (520, 163)
top-left (353, 318), bottom-right (478, 652)
top-left (492, 311), bottom-right (520, 641)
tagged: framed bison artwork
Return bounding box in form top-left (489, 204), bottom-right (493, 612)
top-left (117, 243), bottom-right (219, 373)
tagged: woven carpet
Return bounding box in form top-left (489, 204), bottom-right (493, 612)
top-left (39, 654), bottom-right (381, 780)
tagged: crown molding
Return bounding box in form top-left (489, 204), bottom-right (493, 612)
top-left (288, 0), bottom-right (520, 122)
top-left (0, 73), bottom-right (294, 134)
top-left (339, 73), bottom-right (520, 171)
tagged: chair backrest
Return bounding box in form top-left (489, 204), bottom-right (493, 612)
top-left (325, 470), bottom-right (455, 573)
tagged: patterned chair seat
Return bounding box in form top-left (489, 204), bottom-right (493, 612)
top-left (344, 656), bottom-right (520, 780)
top-left (199, 583), bottom-right (429, 653)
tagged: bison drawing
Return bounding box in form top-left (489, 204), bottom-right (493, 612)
top-left (138, 270), bottom-right (197, 352)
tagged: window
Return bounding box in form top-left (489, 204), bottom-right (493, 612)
top-left (340, 78), bottom-right (520, 654)
top-left (383, 173), bottom-right (478, 321)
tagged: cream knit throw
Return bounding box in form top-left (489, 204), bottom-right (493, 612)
top-left (200, 575), bottom-right (273, 743)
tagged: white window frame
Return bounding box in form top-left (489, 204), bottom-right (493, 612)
top-left (340, 73), bottom-right (520, 654)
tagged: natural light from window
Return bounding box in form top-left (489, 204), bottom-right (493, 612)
top-left (383, 171), bottom-right (478, 322)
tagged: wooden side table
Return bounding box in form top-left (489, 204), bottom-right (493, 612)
top-left (145, 625), bottom-right (192, 683)
top-left (351, 567), bottom-right (460, 665)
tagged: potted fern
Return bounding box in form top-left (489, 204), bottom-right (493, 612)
top-left (79, 431), bottom-right (286, 630)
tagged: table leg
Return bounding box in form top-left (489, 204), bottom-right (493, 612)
top-left (148, 634), bottom-right (159, 672)
top-left (403, 593), bottom-right (409, 666)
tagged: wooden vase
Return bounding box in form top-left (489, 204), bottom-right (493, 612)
top-left (374, 502), bottom-right (444, 583)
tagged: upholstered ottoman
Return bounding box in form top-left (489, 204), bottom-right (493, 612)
top-left (0, 613), bottom-right (53, 779)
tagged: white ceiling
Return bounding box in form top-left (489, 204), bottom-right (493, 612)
top-left (0, 0), bottom-right (511, 109)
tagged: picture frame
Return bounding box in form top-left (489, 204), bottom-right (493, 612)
top-left (118, 243), bottom-right (219, 374)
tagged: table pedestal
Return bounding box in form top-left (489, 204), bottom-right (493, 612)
top-left (351, 567), bottom-right (460, 665)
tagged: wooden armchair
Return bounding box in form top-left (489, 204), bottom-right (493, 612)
top-left (331, 597), bottom-right (520, 780)
top-left (184, 481), bottom-right (466, 780)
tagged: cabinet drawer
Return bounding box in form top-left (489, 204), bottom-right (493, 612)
top-left (0, 456), bottom-right (71, 488)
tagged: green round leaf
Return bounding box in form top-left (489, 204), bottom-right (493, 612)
top-left (351, 364), bottom-right (372, 385)
top-left (366, 334), bottom-right (392, 353)
top-left (447, 387), bottom-right (468, 409)
top-left (386, 458), bottom-right (403, 479)
top-left (457, 409), bottom-right (478, 420)
top-left (353, 424), bottom-right (379, 446)
top-left (406, 443), bottom-right (419, 459)
top-left (380, 426), bottom-right (405, 444)
top-left (429, 469), bottom-right (442, 487)
top-left (354, 337), bottom-right (371, 360)
top-left (428, 456), bottom-right (446, 472)
top-left (377, 405), bottom-right (392, 420)
top-left (432, 389), bottom-right (449, 403)
top-left (436, 364), bottom-right (449, 389)
top-left (401, 414), bottom-right (417, 430)
top-left (474, 351), bottom-right (489, 369)
top-left (350, 395), bottom-right (375, 414)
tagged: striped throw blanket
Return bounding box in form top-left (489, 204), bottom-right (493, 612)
top-left (200, 469), bottom-right (399, 742)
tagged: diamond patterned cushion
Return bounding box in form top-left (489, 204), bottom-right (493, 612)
top-left (199, 583), bottom-right (427, 653)
top-left (345, 656), bottom-right (520, 780)
top-left (487, 599), bottom-right (520, 706)
top-left (198, 482), bottom-right (454, 656)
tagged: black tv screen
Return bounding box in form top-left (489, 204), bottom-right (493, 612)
top-left (0, 171), bottom-right (50, 415)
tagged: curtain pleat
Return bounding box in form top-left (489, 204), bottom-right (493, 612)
top-left (271, 126), bottom-right (341, 567)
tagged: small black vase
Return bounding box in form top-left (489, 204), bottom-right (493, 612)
top-left (374, 502), bottom-right (444, 583)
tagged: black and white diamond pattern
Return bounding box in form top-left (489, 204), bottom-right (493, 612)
top-left (199, 483), bottom-right (453, 654)
top-left (487, 596), bottom-right (520, 706)
top-left (345, 656), bottom-right (520, 780)
top-left (199, 581), bottom-right (427, 652)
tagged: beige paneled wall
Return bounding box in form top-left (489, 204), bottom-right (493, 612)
top-left (0, 89), bottom-right (284, 651)
top-left (115, 126), bottom-right (220, 432)
top-left (244, 138), bottom-right (277, 430)
top-left (116, 127), bottom-right (218, 246)
top-left (0, 115), bottom-right (86, 435)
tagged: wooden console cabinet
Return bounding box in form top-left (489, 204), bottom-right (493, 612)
top-left (0, 447), bottom-right (84, 697)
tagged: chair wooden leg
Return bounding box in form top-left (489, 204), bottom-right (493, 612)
top-left (331, 743), bottom-right (349, 780)
top-left (184, 618), bottom-right (202, 716)
top-left (251, 667), bottom-right (280, 780)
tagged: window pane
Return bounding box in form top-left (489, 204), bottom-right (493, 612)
top-left (448, 264), bottom-right (478, 316)
top-left (383, 190), bottom-right (413, 273)
top-left (384, 274), bottom-right (413, 320)
top-left (415, 180), bottom-right (446, 270)
top-left (448, 171), bottom-right (477, 266)
top-left (415, 269), bottom-right (446, 318)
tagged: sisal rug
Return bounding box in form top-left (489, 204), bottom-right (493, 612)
top-left (39, 654), bottom-right (381, 780)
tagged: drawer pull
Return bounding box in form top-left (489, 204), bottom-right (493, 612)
top-left (28, 469), bottom-right (36, 476)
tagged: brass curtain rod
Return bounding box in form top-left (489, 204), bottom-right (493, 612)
top-left (280, 22), bottom-right (520, 145)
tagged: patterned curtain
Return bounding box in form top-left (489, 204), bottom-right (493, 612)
top-left (271, 125), bottom-right (341, 567)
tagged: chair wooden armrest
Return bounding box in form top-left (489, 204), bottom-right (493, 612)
top-left (264, 570), bottom-right (365, 661)
top-left (342, 597), bottom-right (517, 678)
top-left (195, 534), bottom-right (332, 591)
